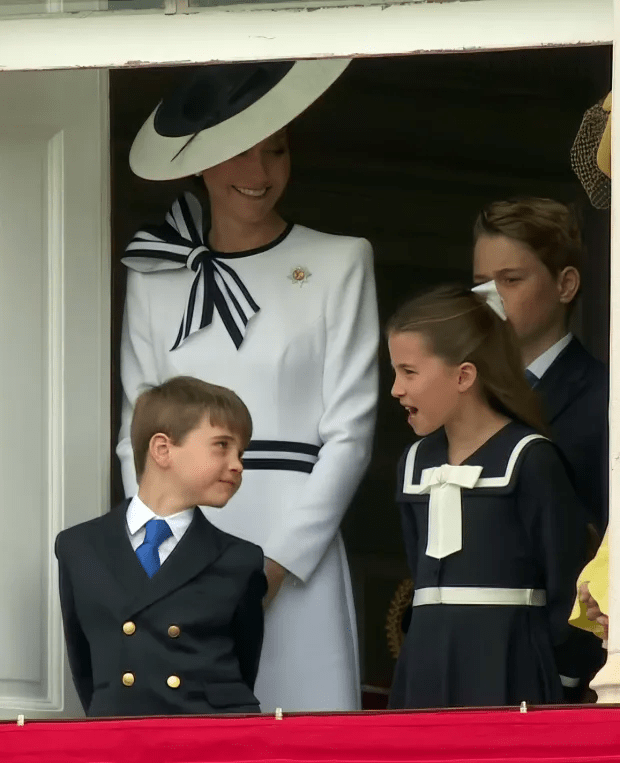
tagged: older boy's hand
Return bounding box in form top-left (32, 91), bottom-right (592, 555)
top-left (263, 558), bottom-right (288, 609)
top-left (579, 582), bottom-right (609, 640)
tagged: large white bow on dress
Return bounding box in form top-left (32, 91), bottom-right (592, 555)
top-left (419, 464), bottom-right (483, 559)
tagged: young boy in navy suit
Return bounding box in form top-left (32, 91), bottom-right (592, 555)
top-left (56, 376), bottom-right (267, 717)
top-left (473, 197), bottom-right (608, 700)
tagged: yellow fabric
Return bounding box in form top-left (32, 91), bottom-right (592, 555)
top-left (569, 531), bottom-right (609, 638)
top-left (597, 92), bottom-right (612, 178)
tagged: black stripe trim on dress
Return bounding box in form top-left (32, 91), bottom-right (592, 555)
top-left (246, 440), bottom-right (320, 457)
top-left (180, 193), bottom-right (200, 241)
top-left (207, 222), bottom-right (295, 260)
top-left (218, 259), bottom-right (261, 312)
top-left (242, 458), bottom-right (314, 474)
top-left (219, 274), bottom-right (249, 327)
top-left (124, 250), bottom-right (188, 265)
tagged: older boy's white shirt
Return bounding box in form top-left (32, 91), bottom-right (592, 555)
top-left (126, 494), bottom-right (194, 564)
top-left (527, 333), bottom-right (573, 380)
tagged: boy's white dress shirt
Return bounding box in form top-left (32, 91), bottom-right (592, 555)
top-left (527, 333), bottom-right (573, 380)
top-left (126, 494), bottom-right (194, 564)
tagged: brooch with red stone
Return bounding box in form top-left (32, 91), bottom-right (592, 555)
top-left (288, 266), bottom-right (312, 287)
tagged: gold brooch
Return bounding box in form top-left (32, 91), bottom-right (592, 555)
top-left (288, 266), bottom-right (312, 287)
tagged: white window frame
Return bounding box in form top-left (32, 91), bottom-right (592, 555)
top-left (0, 0), bottom-right (612, 73)
top-left (589, 0), bottom-right (620, 704)
top-left (1, 0), bottom-right (618, 699)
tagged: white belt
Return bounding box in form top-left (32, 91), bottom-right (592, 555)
top-left (412, 586), bottom-right (547, 607)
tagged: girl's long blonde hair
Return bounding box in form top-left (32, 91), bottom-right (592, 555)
top-left (386, 285), bottom-right (549, 435)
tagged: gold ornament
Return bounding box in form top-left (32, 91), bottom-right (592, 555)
top-left (386, 578), bottom-right (414, 660)
top-left (288, 266), bottom-right (312, 286)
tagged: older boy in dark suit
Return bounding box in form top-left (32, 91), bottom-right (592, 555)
top-left (473, 197), bottom-right (608, 534)
top-left (473, 197), bottom-right (608, 700)
top-left (55, 376), bottom-right (266, 717)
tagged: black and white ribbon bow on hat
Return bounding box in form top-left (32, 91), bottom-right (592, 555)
top-left (122, 192), bottom-right (260, 351)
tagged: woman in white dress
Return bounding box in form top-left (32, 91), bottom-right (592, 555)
top-left (117, 59), bottom-right (379, 712)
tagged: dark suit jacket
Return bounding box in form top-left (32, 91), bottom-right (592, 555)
top-left (535, 338), bottom-right (609, 698)
top-left (55, 501), bottom-right (267, 718)
top-left (535, 337), bottom-right (609, 534)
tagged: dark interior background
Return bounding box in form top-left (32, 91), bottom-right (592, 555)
top-left (110, 45), bottom-right (612, 694)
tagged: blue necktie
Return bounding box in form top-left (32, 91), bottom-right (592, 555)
top-left (136, 519), bottom-right (173, 578)
top-left (525, 369), bottom-right (539, 388)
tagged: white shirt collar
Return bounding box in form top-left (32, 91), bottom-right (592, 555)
top-left (527, 333), bottom-right (573, 380)
top-left (126, 494), bottom-right (195, 541)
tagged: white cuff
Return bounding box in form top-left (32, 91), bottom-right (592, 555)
top-left (560, 675), bottom-right (580, 688)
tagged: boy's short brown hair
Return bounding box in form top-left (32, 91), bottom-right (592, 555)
top-left (473, 197), bottom-right (584, 277)
top-left (131, 376), bottom-right (253, 481)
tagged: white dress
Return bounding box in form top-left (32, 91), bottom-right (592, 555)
top-left (117, 196), bottom-right (379, 712)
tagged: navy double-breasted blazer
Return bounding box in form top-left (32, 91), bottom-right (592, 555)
top-left (55, 500), bottom-right (267, 717)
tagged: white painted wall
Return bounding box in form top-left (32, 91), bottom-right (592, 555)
top-left (0, 67), bottom-right (110, 718)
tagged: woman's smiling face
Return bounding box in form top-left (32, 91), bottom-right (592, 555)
top-left (201, 130), bottom-right (290, 226)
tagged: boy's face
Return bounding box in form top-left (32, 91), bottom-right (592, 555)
top-left (168, 416), bottom-right (244, 508)
top-left (473, 234), bottom-right (567, 350)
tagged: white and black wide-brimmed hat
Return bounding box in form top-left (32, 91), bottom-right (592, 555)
top-left (130, 58), bottom-right (350, 181)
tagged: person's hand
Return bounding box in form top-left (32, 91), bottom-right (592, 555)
top-left (579, 582), bottom-right (609, 640)
top-left (263, 557), bottom-right (288, 609)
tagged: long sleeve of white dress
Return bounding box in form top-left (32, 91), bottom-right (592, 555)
top-left (117, 268), bottom-right (157, 497)
top-left (261, 241), bottom-right (378, 581)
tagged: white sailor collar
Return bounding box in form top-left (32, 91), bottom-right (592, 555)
top-left (401, 432), bottom-right (547, 497)
top-left (399, 430), bottom-right (547, 560)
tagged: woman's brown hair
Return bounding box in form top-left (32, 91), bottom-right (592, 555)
top-left (386, 285), bottom-right (549, 435)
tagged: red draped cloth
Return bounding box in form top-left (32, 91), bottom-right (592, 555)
top-left (3, 707), bottom-right (620, 763)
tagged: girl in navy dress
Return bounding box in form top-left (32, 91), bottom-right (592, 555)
top-left (387, 283), bottom-right (588, 708)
